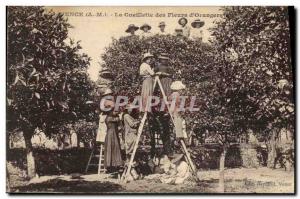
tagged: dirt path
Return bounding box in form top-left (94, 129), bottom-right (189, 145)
top-left (8, 166), bottom-right (294, 194)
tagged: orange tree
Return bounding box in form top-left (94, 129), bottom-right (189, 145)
top-left (101, 35), bottom-right (234, 158)
top-left (211, 6), bottom-right (294, 191)
top-left (101, 33), bottom-right (245, 192)
top-left (7, 6), bottom-right (96, 178)
top-left (101, 35), bottom-right (218, 127)
top-left (212, 6), bottom-right (294, 165)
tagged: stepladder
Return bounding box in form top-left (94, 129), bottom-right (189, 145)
top-left (121, 75), bottom-right (199, 182)
top-left (85, 143), bottom-right (106, 175)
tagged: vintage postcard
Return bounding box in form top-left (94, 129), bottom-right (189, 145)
top-left (6, 6), bottom-right (295, 194)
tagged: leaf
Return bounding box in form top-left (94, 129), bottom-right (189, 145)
top-left (19, 79), bottom-right (27, 86)
top-left (13, 74), bottom-right (19, 85)
top-left (46, 101), bottom-right (50, 108)
top-left (58, 101), bottom-right (69, 109)
top-left (29, 68), bottom-right (37, 78)
top-left (35, 92), bottom-right (41, 99)
top-left (72, 111), bottom-right (77, 117)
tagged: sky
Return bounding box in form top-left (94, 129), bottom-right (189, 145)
top-left (47, 6), bottom-right (223, 81)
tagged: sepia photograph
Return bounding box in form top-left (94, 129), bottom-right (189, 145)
top-left (6, 6), bottom-right (295, 194)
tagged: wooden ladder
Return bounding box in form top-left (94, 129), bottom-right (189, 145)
top-left (85, 143), bottom-right (106, 175)
top-left (121, 76), bottom-right (199, 182)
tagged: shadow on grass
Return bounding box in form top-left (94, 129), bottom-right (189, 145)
top-left (10, 178), bottom-right (124, 193)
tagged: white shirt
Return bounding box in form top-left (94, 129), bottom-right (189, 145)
top-left (190, 29), bottom-right (203, 40)
top-left (182, 25), bottom-right (191, 37)
top-left (139, 62), bottom-right (154, 77)
top-left (158, 31), bottom-right (168, 35)
top-left (140, 31), bottom-right (153, 38)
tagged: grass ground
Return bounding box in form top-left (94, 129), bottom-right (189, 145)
top-left (7, 162), bottom-right (294, 194)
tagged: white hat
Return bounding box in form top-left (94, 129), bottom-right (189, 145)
top-left (103, 88), bottom-right (113, 96)
top-left (171, 81), bottom-right (186, 90)
top-left (142, 52), bottom-right (154, 61)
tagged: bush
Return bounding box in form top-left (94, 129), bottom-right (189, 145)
top-left (8, 148), bottom-right (91, 175)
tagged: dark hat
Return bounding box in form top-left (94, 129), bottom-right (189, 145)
top-left (125, 24), bottom-right (139, 33)
top-left (140, 23), bottom-right (152, 30)
top-left (158, 21), bottom-right (166, 27)
top-left (158, 53), bottom-right (169, 60)
top-left (191, 19), bottom-right (205, 28)
top-left (178, 17), bottom-right (188, 25)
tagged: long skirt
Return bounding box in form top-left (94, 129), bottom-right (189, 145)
top-left (159, 77), bottom-right (172, 97)
top-left (141, 77), bottom-right (153, 112)
top-left (125, 132), bottom-right (137, 155)
top-left (104, 127), bottom-right (123, 168)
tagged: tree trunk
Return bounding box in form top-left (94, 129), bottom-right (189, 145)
top-left (24, 133), bottom-right (36, 178)
top-left (219, 147), bottom-right (227, 193)
top-left (267, 130), bottom-right (277, 168)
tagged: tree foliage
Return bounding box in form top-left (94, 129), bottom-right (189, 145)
top-left (7, 6), bottom-right (96, 139)
top-left (102, 6), bottom-right (294, 147)
top-left (102, 35), bottom-right (216, 125)
top-left (211, 6), bottom-right (294, 140)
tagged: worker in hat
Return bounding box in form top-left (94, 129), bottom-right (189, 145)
top-left (169, 81), bottom-right (188, 139)
top-left (125, 24), bottom-right (139, 36)
top-left (96, 88), bottom-right (115, 144)
top-left (99, 88), bottom-right (115, 112)
top-left (155, 53), bottom-right (173, 97)
top-left (104, 109), bottom-right (123, 173)
top-left (160, 153), bottom-right (191, 184)
top-left (178, 17), bottom-right (191, 38)
top-left (123, 104), bottom-right (140, 159)
top-left (139, 52), bottom-right (155, 112)
top-left (158, 22), bottom-right (167, 35)
top-left (140, 23), bottom-right (153, 38)
top-left (174, 26), bottom-right (184, 37)
top-left (190, 19), bottom-right (205, 41)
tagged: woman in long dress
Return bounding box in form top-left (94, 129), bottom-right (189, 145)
top-left (139, 52), bottom-right (155, 112)
top-left (123, 107), bottom-right (140, 160)
top-left (104, 111), bottom-right (123, 172)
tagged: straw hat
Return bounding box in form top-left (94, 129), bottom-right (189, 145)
top-left (102, 88), bottom-right (113, 96)
top-left (191, 19), bottom-right (205, 28)
top-left (158, 21), bottom-right (166, 27)
top-left (140, 23), bottom-right (152, 30)
top-left (178, 17), bottom-right (188, 25)
top-left (171, 81), bottom-right (186, 90)
top-left (170, 154), bottom-right (184, 164)
top-left (142, 52), bottom-right (154, 61)
top-left (125, 24), bottom-right (139, 33)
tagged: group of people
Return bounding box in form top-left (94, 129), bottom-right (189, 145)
top-left (125, 17), bottom-right (205, 40)
top-left (96, 45), bottom-right (191, 183)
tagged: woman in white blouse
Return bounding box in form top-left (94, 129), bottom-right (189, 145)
top-left (140, 23), bottom-right (153, 38)
top-left (190, 19), bottom-right (205, 41)
top-left (139, 53), bottom-right (155, 112)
